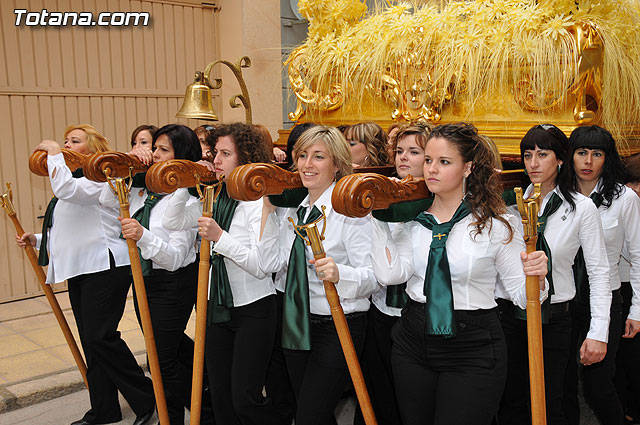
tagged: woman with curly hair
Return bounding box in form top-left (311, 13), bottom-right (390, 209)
top-left (163, 122), bottom-right (279, 425)
top-left (371, 122), bottom-right (549, 425)
top-left (561, 125), bottom-right (640, 425)
top-left (344, 122), bottom-right (390, 167)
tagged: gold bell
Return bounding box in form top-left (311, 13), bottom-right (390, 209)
top-left (176, 71), bottom-right (218, 121)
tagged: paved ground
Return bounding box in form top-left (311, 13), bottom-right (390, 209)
top-left (0, 383), bottom-right (356, 425)
top-left (0, 292), bottom-right (600, 424)
top-left (0, 291), bottom-right (158, 413)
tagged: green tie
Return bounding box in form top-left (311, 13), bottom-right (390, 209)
top-left (514, 191), bottom-right (563, 322)
top-left (386, 283), bottom-right (408, 308)
top-left (413, 201), bottom-right (472, 337)
top-left (38, 169), bottom-right (84, 266)
top-left (207, 183), bottom-right (239, 325)
top-left (130, 192), bottom-right (165, 276)
top-left (572, 192), bottom-right (603, 307)
top-left (282, 205), bottom-right (322, 350)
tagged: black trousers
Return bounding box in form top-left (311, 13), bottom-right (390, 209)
top-left (206, 294), bottom-right (278, 425)
top-left (265, 290), bottom-right (296, 425)
top-left (563, 289), bottom-right (623, 425)
top-left (68, 256), bottom-right (154, 424)
top-left (134, 263), bottom-right (205, 425)
top-left (354, 303), bottom-right (402, 425)
top-left (284, 311), bottom-right (367, 425)
top-left (497, 298), bottom-right (573, 425)
top-left (393, 300), bottom-right (507, 425)
top-left (616, 282), bottom-right (640, 421)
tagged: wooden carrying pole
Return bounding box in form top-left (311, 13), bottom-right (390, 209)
top-left (226, 164), bottom-right (387, 425)
top-left (1, 183), bottom-right (88, 388)
top-left (189, 186), bottom-right (214, 425)
top-left (515, 185), bottom-right (547, 425)
top-left (144, 159), bottom-right (219, 425)
top-left (290, 211), bottom-right (377, 425)
top-left (83, 152), bottom-right (169, 425)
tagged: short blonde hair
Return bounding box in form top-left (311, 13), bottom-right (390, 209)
top-left (64, 124), bottom-right (109, 153)
top-left (292, 126), bottom-right (353, 180)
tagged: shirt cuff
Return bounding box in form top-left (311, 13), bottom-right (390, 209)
top-left (212, 231), bottom-right (232, 257)
top-left (334, 264), bottom-right (360, 299)
top-left (136, 229), bottom-right (153, 249)
top-left (628, 305), bottom-right (640, 322)
top-left (587, 318), bottom-right (610, 343)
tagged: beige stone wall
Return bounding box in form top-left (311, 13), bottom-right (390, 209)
top-left (217, 0), bottom-right (283, 139)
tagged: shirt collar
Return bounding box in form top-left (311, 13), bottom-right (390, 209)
top-left (524, 184), bottom-right (566, 214)
top-left (590, 178), bottom-right (604, 196)
top-left (299, 182), bottom-right (336, 218)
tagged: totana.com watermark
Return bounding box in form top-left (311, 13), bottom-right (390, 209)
top-left (14, 9), bottom-right (150, 26)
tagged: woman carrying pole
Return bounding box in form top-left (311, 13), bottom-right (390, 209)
top-left (260, 125), bottom-right (379, 425)
top-left (354, 122), bottom-right (428, 425)
top-left (102, 124), bottom-right (212, 425)
top-left (370, 122), bottom-right (549, 425)
top-left (162, 123), bottom-right (280, 425)
top-left (562, 125), bottom-right (640, 425)
top-left (497, 124), bottom-right (611, 425)
top-left (17, 124), bottom-right (156, 425)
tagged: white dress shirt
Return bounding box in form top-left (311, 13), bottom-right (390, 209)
top-left (261, 182), bottom-right (378, 315)
top-left (619, 254), bottom-right (631, 283)
top-left (100, 186), bottom-right (197, 271)
top-left (371, 223), bottom-right (402, 317)
top-left (36, 153), bottom-right (129, 284)
top-left (372, 210), bottom-right (546, 311)
top-left (163, 188), bottom-right (276, 306)
top-left (498, 186), bottom-right (611, 342)
top-left (590, 182), bottom-right (640, 321)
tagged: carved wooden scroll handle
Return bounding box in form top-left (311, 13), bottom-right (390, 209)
top-left (29, 149), bottom-right (88, 176)
top-left (145, 160), bottom-right (217, 194)
top-left (83, 152), bottom-right (148, 182)
top-left (226, 163), bottom-right (302, 201)
top-left (332, 174), bottom-right (430, 218)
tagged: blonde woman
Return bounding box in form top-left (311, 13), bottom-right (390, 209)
top-left (17, 125), bottom-right (155, 425)
top-left (261, 126), bottom-right (378, 425)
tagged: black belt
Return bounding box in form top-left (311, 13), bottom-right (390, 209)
top-left (408, 299), bottom-right (497, 316)
top-left (309, 311), bottom-right (366, 323)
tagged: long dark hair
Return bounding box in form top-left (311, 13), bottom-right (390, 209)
top-left (429, 123), bottom-right (512, 241)
top-left (567, 125), bottom-right (625, 208)
top-left (153, 124), bottom-right (201, 161)
top-left (520, 124), bottom-right (575, 210)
